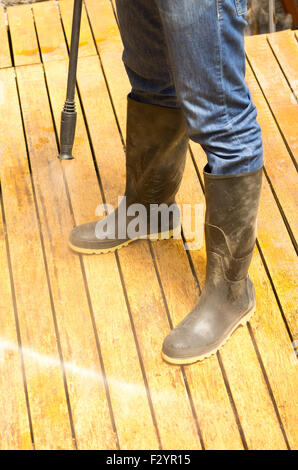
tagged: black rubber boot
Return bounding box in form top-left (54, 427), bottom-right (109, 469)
top-left (69, 95), bottom-right (189, 254)
top-left (162, 165), bottom-right (263, 364)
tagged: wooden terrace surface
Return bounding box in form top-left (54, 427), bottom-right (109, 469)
top-left (0, 0), bottom-right (297, 450)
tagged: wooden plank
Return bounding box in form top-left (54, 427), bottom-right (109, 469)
top-left (256, 173), bottom-right (298, 340)
top-left (84, 0), bottom-right (290, 449)
top-left (191, 142), bottom-right (298, 449)
top-left (85, 0), bottom-right (119, 55)
top-left (85, 0), bottom-right (127, 132)
top-left (0, 199), bottom-right (32, 450)
top-left (75, 53), bottom-right (201, 450)
top-left (245, 34), bottom-right (298, 163)
top-left (7, 4), bottom-right (40, 66)
top-left (245, 61), bottom-right (298, 243)
top-left (116, 242), bottom-right (202, 449)
top-left (15, 63), bottom-right (117, 450)
top-left (151, 228), bottom-right (244, 449)
top-left (58, 0), bottom-right (97, 58)
top-left (212, 58), bottom-right (298, 340)
top-left (0, 67), bottom-right (73, 449)
top-left (0, 7), bottom-right (11, 68)
top-left (32, 1), bottom-right (67, 62)
top-left (43, 58), bottom-right (160, 450)
top-left (180, 151), bottom-right (294, 449)
top-left (97, 0), bottom-right (297, 448)
top-left (111, 0), bottom-right (116, 12)
top-left (267, 30), bottom-right (298, 97)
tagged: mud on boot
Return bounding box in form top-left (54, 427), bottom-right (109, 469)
top-left (69, 94), bottom-right (188, 254)
top-left (162, 165), bottom-right (263, 364)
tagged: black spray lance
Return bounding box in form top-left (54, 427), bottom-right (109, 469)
top-left (58, 0), bottom-right (83, 160)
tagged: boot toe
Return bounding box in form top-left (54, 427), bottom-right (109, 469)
top-left (69, 222), bottom-right (98, 249)
top-left (162, 329), bottom-right (198, 361)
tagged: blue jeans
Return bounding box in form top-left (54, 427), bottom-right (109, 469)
top-left (115, 0), bottom-right (263, 174)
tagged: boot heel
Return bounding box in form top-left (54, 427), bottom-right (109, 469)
top-left (239, 305), bottom-right (256, 326)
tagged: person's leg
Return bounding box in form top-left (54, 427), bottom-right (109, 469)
top-left (162, 166), bottom-right (263, 364)
top-left (157, 0), bottom-right (264, 363)
top-left (115, 0), bottom-right (178, 108)
top-left (154, 0), bottom-right (263, 174)
top-left (69, 0), bottom-right (189, 254)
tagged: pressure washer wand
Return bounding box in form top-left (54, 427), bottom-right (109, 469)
top-left (58, 0), bottom-right (83, 159)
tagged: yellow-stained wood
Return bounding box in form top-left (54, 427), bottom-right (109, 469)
top-left (245, 62), bottom-right (298, 244)
top-left (267, 30), bottom-right (298, 97)
top-left (32, 1), bottom-right (67, 62)
top-left (85, 0), bottom-right (120, 56)
top-left (152, 235), bottom-right (245, 450)
top-left (248, 252), bottom-right (298, 449)
top-left (191, 142), bottom-right (298, 449)
top-left (87, 0), bottom-right (296, 448)
top-left (85, 0), bottom-right (127, 132)
top-left (15, 63), bottom-right (117, 450)
top-left (116, 242), bottom-right (202, 450)
top-left (43, 56), bottom-right (161, 450)
top-left (0, 202), bottom-right (32, 450)
top-left (245, 34), bottom-right (298, 163)
top-left (248, 79), bottom-right (297, 342)
top-left (0, 7), bottom-right (11, 68)
top-left (59, 0), bottom-right (97, 58)
top-left (75, 54), bottom-right (202, 450)
top-left (256, 176), bottom-right (298, 340)
top-left (0, 0), bottom-right (297, 450)
top-left (86, 0), bottom-right (244, 451)
top-left (242, 60), bottom-right (298, 340)
top-left (84, 0), bottom-right (291, 449)
top-left (166, 156), bottom-right (285, 449)
top-left (0, 67), bottom-right (73, 450)
top-left (111, 0), bottom-right (117, 14)
top-left (7, 4), bottom-right (40, 66)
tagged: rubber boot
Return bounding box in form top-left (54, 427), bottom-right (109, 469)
top-left (162, 165), bottom-right (263, 364)
top-left (69, 95), bottom-right (188, 254)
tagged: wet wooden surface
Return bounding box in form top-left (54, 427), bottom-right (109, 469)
top-left (0, 0), bottom-right (297, 450)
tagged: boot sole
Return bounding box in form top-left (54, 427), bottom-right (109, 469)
top-left (161, 305), bottom-right (256, 365)
top-left (69, 229), bottom-right (174, 254)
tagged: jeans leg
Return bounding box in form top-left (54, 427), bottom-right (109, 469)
top-left (115, 0), bottom-right (178, 108)
top-left (155, 0), bottom-right (263, 174)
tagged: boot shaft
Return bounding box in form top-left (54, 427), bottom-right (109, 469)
top-left (125, 95), bottom-right (189, 205)
top-left (203, 166), bottom-right (263, 282)
top-left (204, 166), bottom-right (263, 257)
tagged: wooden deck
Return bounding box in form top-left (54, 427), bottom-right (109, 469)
top-left (0, 0), bottom-right (297, 450)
